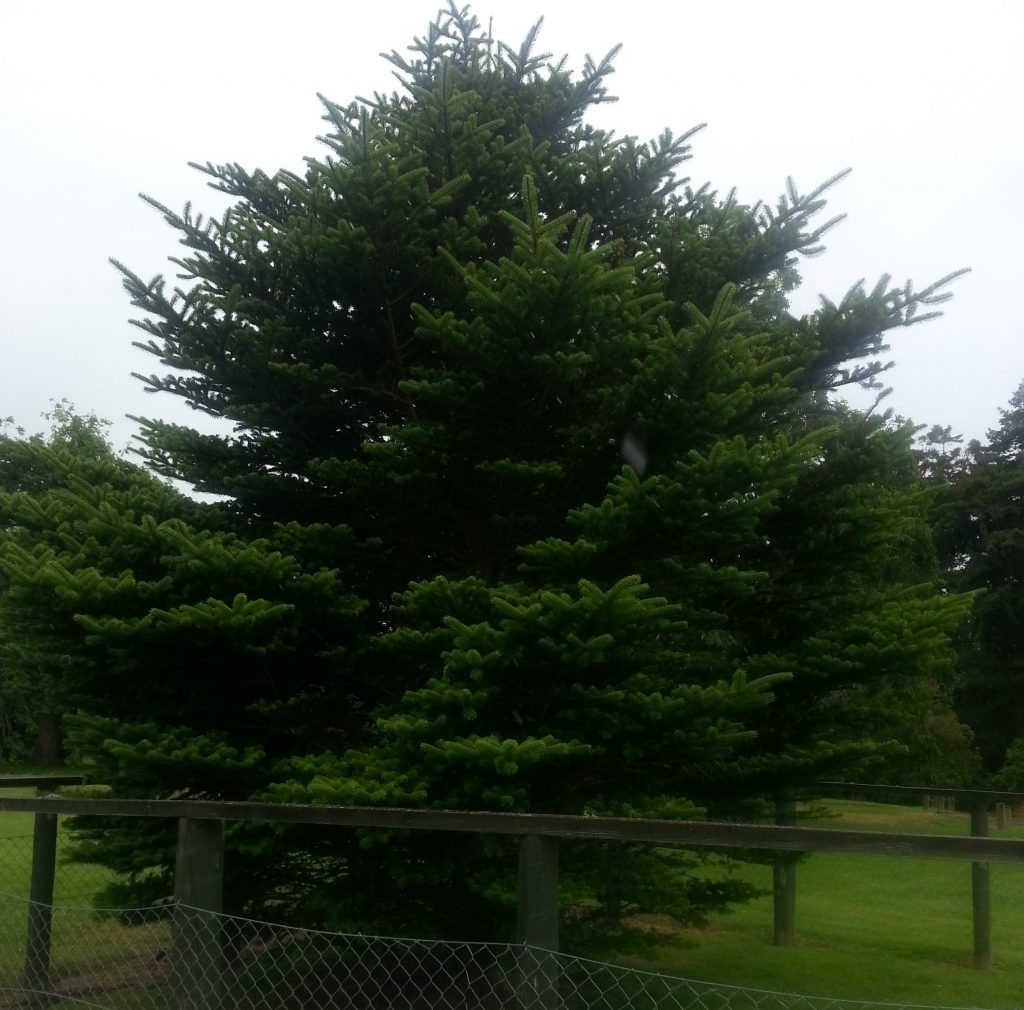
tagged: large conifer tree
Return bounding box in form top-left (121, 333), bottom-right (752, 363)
top-left (2, 5), bottom-right (971, 936)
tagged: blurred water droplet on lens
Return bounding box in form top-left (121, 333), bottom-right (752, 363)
top-left (620, 433), bottom-right (647, 476)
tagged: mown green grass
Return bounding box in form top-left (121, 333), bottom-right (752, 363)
top-left (0, 786), bottom-right (115, 902)
top-left (613, 800), bottom-right (1024, 1008)
top-left (0, 784), bottom-right (171, 1009)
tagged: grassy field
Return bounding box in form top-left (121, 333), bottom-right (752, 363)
top-left (0, 785), bottom-right (116, 902)
top-left (0, 787), bottom-right (171, 1009)
top-left (610, 800), bottom-right (1024, 1008)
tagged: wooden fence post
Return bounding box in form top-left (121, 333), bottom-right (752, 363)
top-left (773, 799), bottom-right (797, 946)
top-left (970, 799), bottom-right (991, 970)
top-left (171, 817), bottom-right (225, 1010)
top-left (516, 834), bottom-right (559, 1010)
top-left (22, 812), bottom-right (58, 994)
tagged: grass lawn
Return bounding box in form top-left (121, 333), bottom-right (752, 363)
top-left (0, 785), bottom-right (116, 903)
top-left (0, 785), bottom-right (171, 1009)
top-left (609, 800), bottom-right (1024, 1008)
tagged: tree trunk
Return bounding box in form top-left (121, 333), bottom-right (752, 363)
top-left (32, 714), bottom-right (60, 766)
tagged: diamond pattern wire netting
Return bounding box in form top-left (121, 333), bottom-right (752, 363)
top-left (0, 835), bottom-right (112, 904)
top-left (0, 831), bottom-right (995, 1010)
top-left (0, 897), bottom-right (171, 1009)
top-left (0, 896), bottom-right (989, 1010)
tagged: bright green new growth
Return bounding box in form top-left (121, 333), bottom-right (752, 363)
top-left (0, 4), bottom-right (972, 940)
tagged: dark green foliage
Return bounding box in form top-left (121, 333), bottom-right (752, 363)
top-left (0, 415), bottom-right (369, 907)
top-left (916, 424), bottom-right (967, 483)
top-left (0, 5), bottom-right (972, 938)
top-left (995, 735), bottom-right (1024, 791)
top-left (931, 382), bottom-right (1024, 772)
top-left (0, 405), bottom-right (127, 763)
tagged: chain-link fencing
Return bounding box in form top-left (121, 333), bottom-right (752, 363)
top-left (0, 894), bottom-right (992, 1010)
top-left (0, 896), bottom-right (169, 1009)
top-left (0, 834), bottom-right (118, 905)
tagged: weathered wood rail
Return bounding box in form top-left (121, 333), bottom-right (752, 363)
top-left (0, 774), bottom-right (85, 789)
top-left (5, 778), bottom-right (1024, 1003)
top-left (5, 793), bottom-right (1024, 860)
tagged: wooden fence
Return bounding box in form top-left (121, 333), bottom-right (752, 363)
top-left (4, 778), bottom-right (1024, 1005)
top-left (816, 781), bottom-right (1024, 970)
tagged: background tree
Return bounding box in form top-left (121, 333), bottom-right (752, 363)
top-left (0, 410), bottom-right (367, 902)
top-left (2, 5), bottom-right (972, 937)
top-left (930, 381), bottom-right (1024, 773)
top-left (916, 424), bottom-right (967, 483)
top-left (0, 404), bottom-right (123, 764)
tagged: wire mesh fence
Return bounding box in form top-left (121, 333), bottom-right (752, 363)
top-left (0, 896), bottom-right (170, 1009)
top-left (0, 895), bottom-right (994, 1010)
top-left (0, 835), bottom-right (118, 906)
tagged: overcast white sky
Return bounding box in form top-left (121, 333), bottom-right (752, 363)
top-left (1, 1), bottom-right (1021, 454)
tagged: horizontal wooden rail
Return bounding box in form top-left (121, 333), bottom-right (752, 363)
top-left (2, 795), bottom-right (1024, 863)
top-left (0, 775), bottom-right (86, 789)
top-left (12, 776), bottom-right (1019, 803)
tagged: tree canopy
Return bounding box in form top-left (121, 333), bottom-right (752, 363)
top-left (0, 5), bottom-right (972, 938)
top-left (929, 381), bottom-right (1024, 772)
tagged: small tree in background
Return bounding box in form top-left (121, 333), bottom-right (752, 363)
top-left (0, 404), bottom-right (122, 764)
top-left (0, 414), bottom-right (367, 903)
top-left (930, 381), bottom-right (1024, 773)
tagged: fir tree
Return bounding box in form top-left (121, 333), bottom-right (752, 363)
top-left (3, 5), bottom-right (972, 936)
